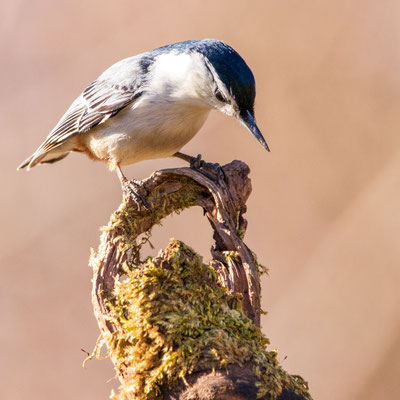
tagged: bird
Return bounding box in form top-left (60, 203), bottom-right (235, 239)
top-left (17, 39), bottom-right (269, 206)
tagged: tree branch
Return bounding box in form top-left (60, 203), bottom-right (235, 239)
top-left (88, 160), bottom-right (311, 400)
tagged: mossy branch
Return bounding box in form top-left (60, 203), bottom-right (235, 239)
top-left (89, 161), bottom-right (312, 400)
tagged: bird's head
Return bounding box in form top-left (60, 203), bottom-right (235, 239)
top-left (197, 40), bottom-right (270, 152)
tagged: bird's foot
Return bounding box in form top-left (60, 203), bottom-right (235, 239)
top-left (121, 178), bottom-right (149, 210)
top-left (174, 152), bottom-right (226, 182)
top-left (200, 160), bottom-right (226, 182)
top-left (189, 153), bottom-right (203, 169)
top-left (191, 154), bottom-right (226, 182)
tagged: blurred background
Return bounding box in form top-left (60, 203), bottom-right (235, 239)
top-left (2, 0), bottom-right (400, 399)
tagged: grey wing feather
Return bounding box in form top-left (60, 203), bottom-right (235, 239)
top-left (34, 80), bottom-right (143, 156)
top-left (21, 55), bottom-right (148, 169)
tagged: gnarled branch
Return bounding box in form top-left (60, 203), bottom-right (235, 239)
top-left (89, 160), bottom-right (311, 400)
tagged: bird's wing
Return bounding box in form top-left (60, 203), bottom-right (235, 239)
top-left (32, 79), bottom-right (144, 158)
top-left (19, 54), bottom-right (155, 169)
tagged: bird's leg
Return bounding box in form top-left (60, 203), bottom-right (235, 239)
top-left (173, 152), bottom-right (226, 181)
top-left (116, 164), bottom-right (149, 210)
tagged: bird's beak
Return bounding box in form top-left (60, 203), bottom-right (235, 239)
top-left (239, 110), bottom-right (270, 152)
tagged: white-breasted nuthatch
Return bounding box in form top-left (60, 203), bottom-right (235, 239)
top-left (18, 39), bottom-right (269, 204)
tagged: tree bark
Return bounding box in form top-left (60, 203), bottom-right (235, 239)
top-left (89, 160), bottom-right (311, 400)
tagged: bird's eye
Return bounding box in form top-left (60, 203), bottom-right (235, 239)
top-left (215, 89), bottom-right (226, 103)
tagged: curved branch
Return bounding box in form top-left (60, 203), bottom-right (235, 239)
top-left (89, 160), bottom-right (311, 400)
top-left (92, 161), bottom-right (259, 331)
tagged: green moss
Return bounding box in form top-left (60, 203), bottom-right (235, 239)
top-left (97, 239), bottom-right (310, 399)
top-left (91, 190), bottom-right (311, 399)
top-left (100, 179), bottom-right (205, 255)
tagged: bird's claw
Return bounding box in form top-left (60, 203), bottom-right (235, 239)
top-left (189, 154), bottom-right (204, 169)
top-left (204, 162), bottom-right (226, 182)
top-left (122, 179), bottom-right (149, 210)
top-left (189, 154), bottom-right (226, 182)
top-left (130, 179), bottom-right (147, 189)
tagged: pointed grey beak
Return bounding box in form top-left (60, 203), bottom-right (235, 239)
top-left (240, 110), bottom-right (270, 152)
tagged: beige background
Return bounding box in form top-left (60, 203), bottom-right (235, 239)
top-left (2, 0), bottom-right (400, 399)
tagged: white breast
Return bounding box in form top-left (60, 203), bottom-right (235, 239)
top-left (85, 52), bottom-right (214, 165)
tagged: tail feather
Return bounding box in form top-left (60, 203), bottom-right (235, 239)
top-left (17, 155), bottom-right (35, 170)
top-left (17, 151), bottom-right (69, 170)
top-left (40, 152), bottom-right (69, 165)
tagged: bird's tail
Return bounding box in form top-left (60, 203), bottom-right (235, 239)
top-left (17, 155), bottom-right (34, 170)
top-left (17, 151), bottom-right (69, 170)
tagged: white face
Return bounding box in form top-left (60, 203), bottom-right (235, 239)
top-left (148, 51), bottom-right (239, 116)
top-left (213, 98), bottom-right (237, 117)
